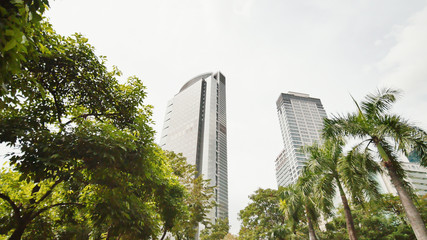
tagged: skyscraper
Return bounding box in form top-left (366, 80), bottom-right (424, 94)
top-left (159, 72), bottom-right (228, 223)
top-left (275, 92), bottom-right (327, 187)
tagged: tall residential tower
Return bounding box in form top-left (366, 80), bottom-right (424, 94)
top-left (275, 92), bottom-right (327, 187)
top-left (160, 72), bottom-right (228, 223)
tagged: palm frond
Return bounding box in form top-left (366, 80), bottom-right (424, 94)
top-left (323, 113), bottom-right (368, 140)
top-left (336, 143), bottom-right (382, 206)
top-left (315, 186), bottom-right (335, 218)
top-left (379, 114), bottom-right (427, 166)
top-left (361, 88), bottom-right (400, 118)
top-left (350, 94), bottom-right (366, 121)
top-left (412, 141), bottom-right (427, 167)
top-left (378, 140), bottom-right (414, 196)
top-left (279, 184), bottom-right (304, 224)
top-left (362, 173), bottom-right (382, 202)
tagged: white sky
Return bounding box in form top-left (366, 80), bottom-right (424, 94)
top-left (32, 0), bottom-right (427, 234)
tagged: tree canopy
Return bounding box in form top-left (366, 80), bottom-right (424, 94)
top-left (238, 188), bottom-right (290, 240)
top-left (0, 21), bottom-right (188, 239)
top-left (162, 151), bottom-right (216, 240)
top-left (200, 218), bottom-right (230, 240)
top-left (323, 88), bottom-right (427, 239)
top-left (0, 0), bottom-right (49, 103)
top-left (320, 194), bottom-right (427, 240)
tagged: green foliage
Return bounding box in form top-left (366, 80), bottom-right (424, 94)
top-left (200, 218), bottom-right (229, 240)
top-left (324, 88), bottom-right (426, 176)
top-left (279, 170), bottom-right (320, 240)
top-left (305, 139), bottom-right (381, 208)
top-left (320, 194), bottom-right (427, 240)
top-left (303, 139), bottom-right (381, 240)
top-left (239, 188), bottom-right (291, 240)
top-left (0, 169), bottom-right (88, 239)
top-left (223, 233), bottom-right (238, 240)
top-left (0, 21), bottom-right (187, 239)
top-left (323, 88), bottom-right (427, 238)
top-left (237, 89), bottom-right (427, 240)
top-left (0, 0), bottom-right (49, 103)
top-left (162, 151), bottom-right (216, 240)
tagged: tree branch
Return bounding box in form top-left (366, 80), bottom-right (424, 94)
top-left (29, 184), bottom-right (41, 204)
top-left (35, 179), bottom-right (62, 204)
top-left (62, 112), bottom-right (119, 127)
top-left (45, 87), bottom-right (63, 125)
top-left (0, 193), bottom-right (21, 222)
top-left (31, 202), bottom-right (83, 220)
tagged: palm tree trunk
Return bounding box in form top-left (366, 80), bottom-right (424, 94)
top-left (376, 143), bottom-right (427, 240)
top-left (336, 179), bottom-right (358, 240)
top-left (305, 204), bottom-right (318, 240)
top-left (384, 161), bottom-right (427, 240)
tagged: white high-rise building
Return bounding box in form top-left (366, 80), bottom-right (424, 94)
top-left (160, 72), bottom-right (228, 226)
top-left (275, 92), bottom-right (327, 187)
top-left (380, 161), bottom-right (427, 196)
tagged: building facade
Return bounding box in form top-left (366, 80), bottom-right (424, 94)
top-left (275, 92), bottom-right (327, 187)
top-left (159, 72), bottom-right (228, 225)
top-left (380, 161), bottom-right (427, 196)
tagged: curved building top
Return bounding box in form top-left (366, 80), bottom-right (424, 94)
top-left (179, 72), bottom-right (213, 93)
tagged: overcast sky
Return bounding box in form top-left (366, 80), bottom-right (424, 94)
top-left (40, 0), bottom-right (427, 234)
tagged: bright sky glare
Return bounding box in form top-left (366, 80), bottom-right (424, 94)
top-left (42, 0), bottom-right (427, 234)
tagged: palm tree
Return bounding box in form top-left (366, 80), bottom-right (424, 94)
top-left (323, 88), bottom-right (427, 240)
top-left (279, 169), bottom-right (320, 240)
top-left (304, 139), bottom-right (381, 240)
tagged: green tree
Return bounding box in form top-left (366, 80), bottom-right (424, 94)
top-left (320, 194), bottom-right (427, 239)
top-left (0, 22), bottom-right (185, 239)
top-left (0, 0), bottom-right (49, 102)
top-left (0, 170), bottom-right (76, 239)
top-left (223, 233), bottom-right (238, 240)
top-left (162, 151), bottom-right (215, 240)
top-left (323, 88), bottom-right (427, 239)
top-left (304, 139), bottom-right (381, 240)
top-left (280, 170), bottom-right (320, 240)
top-left (0, 169), bottom-right (96, 240)
top-left (200, 218), bottom-right (229, 240)
top-left (239, 188), bottom-right (288, 240)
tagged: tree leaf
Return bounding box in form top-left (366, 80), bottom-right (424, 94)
top-left (4, 39), bottom-right (17, 51)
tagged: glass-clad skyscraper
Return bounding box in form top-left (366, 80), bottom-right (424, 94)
top-left (160, 72), bottom-right (228, 224)
top-left (275, 92), bottom-right (327, 187)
